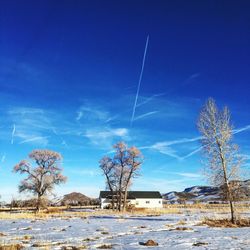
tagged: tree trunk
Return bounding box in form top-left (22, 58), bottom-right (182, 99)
top-left (116, 190), bottom-right (120, 211)
top-left (225, 183), bottom-right (235, 223)
top-left (36, 194), bottom-right (42, 213)
top-left (118, 191), bottom-right (122, 211)
top-left (229, 199), bottom-right (235, 224)
top-left (123, 189), bottom-right (128, 212)
top-left (111, 191), bottom-right (115, 210)
top-left (217, 141), bottom-right (236, 224)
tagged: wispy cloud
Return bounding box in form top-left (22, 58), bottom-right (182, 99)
top-left (142, 124), bottom-right (250, 160)
top-left (76, 104), bottom-right (110, 123)
top-left (84, 128), bottom-right (130, 148)
top-left (145, 142), bottom-right (181, 160)
top-left (134, 111), bottom-right (159, 121)
top-left (135, 177), bottom-right (186, 192)
top-left (76, 111), bottom-right (83, 121)
top-left (1, 153), bottom-right (6, 163)
top-left (70, 169), bottom-right (99, 177)
top-left (104, 115), bottom-right (119, 123)
top-left (174, 172), bottom-right (201, 178)
top-left (140, 136), bottom-right (201, 160)
top-left (142, 136), bottom-right (201, 149)
top-left (188, 73), bottom-right (200, 80)
top-left (8, 107), bottom-right (53, 132)
top-left (61, 140), bottom-right (68, 147)
top-left (18, 136), bottom-right (49, 145)
top-left (182, 73), bottom-right (200, 86)
top-left (11, 124), bottom-right (15, 144)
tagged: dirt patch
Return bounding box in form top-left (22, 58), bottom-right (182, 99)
top-left (139, 240), bottom-right (159, 246)
top-left (137, 225), bottom-right (147, 228)
top-left (61, 246), bottom-right (87, 250)
top-left (193, 242), bottom-right (208, 246)
top-left (101, 231), bottom-right (109, 235)
top-left (170, 227), bottom-right (193, 231)
top-left (96, 244), bottom-right (113, 249)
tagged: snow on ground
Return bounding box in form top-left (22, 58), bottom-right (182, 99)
top-left (0, 210), bottom-right (250, 249)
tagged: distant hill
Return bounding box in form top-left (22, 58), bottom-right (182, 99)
top-left (163, 180), bottom-right (250, 204)
top-left (60, 192), bottom-right (99, 206)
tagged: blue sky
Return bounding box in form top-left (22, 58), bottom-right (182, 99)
top-left (1, 0), bottom-right (250, 201)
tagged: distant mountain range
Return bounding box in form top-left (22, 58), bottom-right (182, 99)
top-left (162, 180), bottom-right (250, 204)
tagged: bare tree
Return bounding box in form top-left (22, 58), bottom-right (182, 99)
top-left (113, 142), bottom-right (128, 211)
top-left (122, 146), bottom-right (142, 211)
top-left (99, 142), bottom-right (143, 211)
top-left (14, 149), bottom-right (67, 212)
top-left (99, 156), bottom-right (116, 209)
top-left (197, 98), bottom-right (243, 223)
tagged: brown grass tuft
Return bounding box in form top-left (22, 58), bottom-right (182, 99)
top-left (170, 227), bottom-right (193, 231)
top-left (193, 242), bottom-right (208, 247)
top-left (198, 218), bottom-right (250, 228)
top-left (45, 207), bottom-right (64, 214)
top-left (96, 244), bottom-right (113, 249)
top-left (139, 240), bottom-right (158, 246)
top-left (0, 244), bottom-right (23, 250)
top-left (61, 246), bottom-right (87, 250)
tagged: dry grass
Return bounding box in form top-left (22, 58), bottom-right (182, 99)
top-left (198, 218), bottom-right (250, 228)
top-left (164, 203), bottom-right (250, 216)
top-left (0, 244), bottom-right (23, 250)
top-left (0, 206), bottom-right (183, 220)
top-left (0, 203), bottom-right (249, 220)
top-left (165, 203), bottom-right (250, 211)
top-left (128, 207), bottom-right (181, 215)
top-left (176, 219), bottom-right (187, 225)
top-left (0, 212), bottom-right (48, 220)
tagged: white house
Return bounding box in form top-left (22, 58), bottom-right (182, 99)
top-left (99, 191), bottom-right (163, 209)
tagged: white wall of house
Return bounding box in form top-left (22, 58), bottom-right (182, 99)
top-left (130, 198), bottom-right (163, 208)
top-left (100, 198), bottom-right (110, 209)
top-left (100, 198), bottom-right (163, 209)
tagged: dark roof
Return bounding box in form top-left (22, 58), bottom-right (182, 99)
top-left (99, 191), bottom-right (162, 199)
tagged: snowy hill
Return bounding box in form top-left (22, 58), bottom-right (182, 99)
top-left (163, 180), bottom-right (250, 204)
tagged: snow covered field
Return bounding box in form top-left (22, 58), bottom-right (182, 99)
top-left (0, 210), bottom-right (250, 249)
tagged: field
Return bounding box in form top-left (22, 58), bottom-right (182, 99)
top-left (0, 205), bottom-right (250, 249)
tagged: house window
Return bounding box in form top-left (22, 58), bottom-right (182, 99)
top-left (146, 201), bottom-right (150, 204)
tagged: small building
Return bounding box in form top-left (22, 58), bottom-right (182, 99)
top-left (99, 191), bottom-right (163, 209)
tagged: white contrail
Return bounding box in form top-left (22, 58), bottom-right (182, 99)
top-left (130, 35), bottom-right (149, 125)
top-left (11, 124), bottom-right (16, 144)
top-left (181, 146), bottom-right (204, 160)
top-left (134, 111), bottom-right (159, 121)
top-left (136, 93), bottom-right (165, 108)
top-left (233, 125), bottom-right (250, 134)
